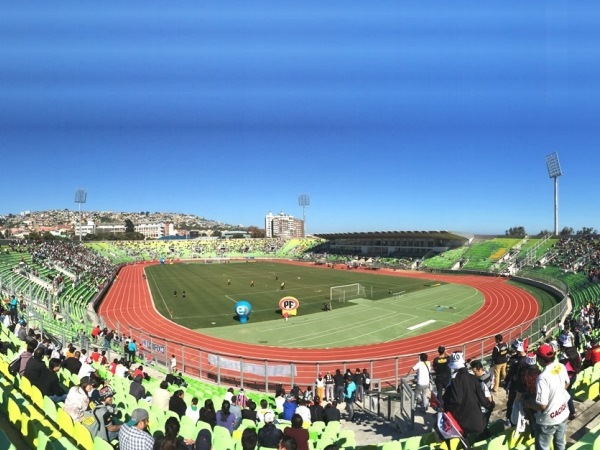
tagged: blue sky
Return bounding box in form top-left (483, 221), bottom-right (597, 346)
top-left (1, 2), bottom-right (599, 235)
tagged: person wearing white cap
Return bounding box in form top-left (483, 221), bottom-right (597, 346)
top-left (118, 407), bottom-right (154, 450)
top-left (257, 411), bottom-right (283, 448)
top-left (516, 352), bottom-right (541, 436)
top-left (443, 351), bottom-right (494, 438)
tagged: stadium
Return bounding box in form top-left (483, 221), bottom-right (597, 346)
top-left (1, 2), bottom-right (598, 448)
top-left (1, 231), bottom-right (599, 449)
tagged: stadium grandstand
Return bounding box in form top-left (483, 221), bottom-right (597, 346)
top-left (2, 234), bottom-right (600, 449)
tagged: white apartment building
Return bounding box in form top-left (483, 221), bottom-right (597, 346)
top-left (265, 212), bottom-right (304, 239)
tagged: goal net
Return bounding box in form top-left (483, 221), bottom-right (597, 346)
top-left (330, 283), bottom-right (366, 303)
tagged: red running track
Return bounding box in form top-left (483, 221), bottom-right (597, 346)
top-left (99, 262), bottom-right (539, 389)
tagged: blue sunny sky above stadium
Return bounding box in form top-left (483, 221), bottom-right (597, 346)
top-left (1, 2), bottom-right (599, 235)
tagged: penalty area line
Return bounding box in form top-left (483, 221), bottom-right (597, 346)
top-left (407, 319), bottom-right (436, 331)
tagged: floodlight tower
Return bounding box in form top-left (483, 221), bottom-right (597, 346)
top-left (74, 188), bottom-right (87, 242)
top-left (545, 152), bottom-right (563, 236)
top-left (298, 193), bottom-right (310, 237)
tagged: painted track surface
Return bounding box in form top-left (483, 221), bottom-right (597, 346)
top-left (99, 262), bottom-right (539, 387)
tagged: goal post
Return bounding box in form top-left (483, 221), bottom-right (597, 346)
top-left (330, 283), bottom-right (366, 303)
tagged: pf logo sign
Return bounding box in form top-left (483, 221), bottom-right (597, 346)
top-left (279, 296), bottom-right (300, 317)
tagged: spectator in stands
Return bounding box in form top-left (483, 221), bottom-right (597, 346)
top-left (302, 386), bottom-right (314, 405)
top-left (241, 399), bottom-right (258, 424)
top-left (93, 386), bottom-right (121, 442)
top-left (241, 428), bottom-right (258, 450)
top-left (353, 368), bottom-right (365, 402)
top-left (229, 394), bottom-right (243, 429)
top-left (516, 352), bottom-right (541, 437)
top-left (491, 334), bottom-right (509, 392)
top-left (284, 414), bottom-right (309, 450)
top-left (118, 408), bottom-right (154, 450)
top-left (186, 397), bottom-right (201, 422)
top-left (199, 399), bottom-right (217, 429)
top-left (169, 389), bottom-right (187, 418)
top-left (90, 347), bottom-right (101, 363)
top-left (129, 374), bottom-right (148, 402)
top-left (63, 376), bottom-right (93, 422)
top-left (295, 399), bottom-right (311, 424)
top-left (406, 353), bottom-right (430, 412)
top-left (526, 344), bottom-right (570, 450)
top-left (258, 411), bottom-right (283, 449)
top-left (224, 387), bottom-right (235, 402)
top-left (279, 436), bottom-right (298, 450)
top-left (237, 388), bottom-right (248, 409)
top-left (505, 339), bottom-right (526, 424)
top-left (584, 339), bottom-right (600, 367)
top-left (195, 429), bottom-right (212, 450)
top-left (39, 358), bottom-right (67, 403)
top-left (274, 388), bottom-right (286, 412)
top-left (322, 401), bottom-right (341, 425)
top-left (469, 360), bottom-right (494, 433)
top-left (216, 400), bottom-right (236, 434)
top-left (442, 352), bottom-right (493, 439)
top-left (315, 373), bottom-right (325, 402)
top-left (154, 416), bottom-right (194, 449)
top-left (62, 350), bottom-right (82, 376)
top-left (309, 397), bottom-right (324, 423)
top-left (257, 399), bottom-right (275, 423)
top-left (432, 346), bottom-right (451, 406)
top-left (344, 374), bottom-right (357, 422)
top-left (282, 395), bottom-right (297, 421)
top-left (333, 369), bottom-right (345, 403)
top-left (18, 336), bottom-right (38, 375)
top-left (23, 347), bottom-right (46, 387)
top-left (152, 380), bottom-right (171, 411)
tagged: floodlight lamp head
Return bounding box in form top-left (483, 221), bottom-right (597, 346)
top-left (74, 189), bottom-right (87, 204)
top-left (298, 193), bottom-right (310, 207)
top-left (545, 152), bottom-right (563, 179)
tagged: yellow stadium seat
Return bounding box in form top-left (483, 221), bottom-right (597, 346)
top-left (73, 420), bottom-right (95, 450)
top-left (57, 406), bottom-right (75, 436)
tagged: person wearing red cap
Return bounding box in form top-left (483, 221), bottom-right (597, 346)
top-left (526, 344), bottom-right (570, 450)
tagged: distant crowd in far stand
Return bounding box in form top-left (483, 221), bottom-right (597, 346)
top-left (550, 236), bottom-right (600, 282)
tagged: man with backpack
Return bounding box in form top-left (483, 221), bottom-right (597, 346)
top-left (90, 386), bottom-right (121, 443)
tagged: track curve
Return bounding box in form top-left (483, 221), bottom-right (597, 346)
top-left (99, 262), bottom-right (540, 388)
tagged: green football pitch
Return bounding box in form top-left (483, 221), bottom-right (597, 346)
top-left (145, 261), bottom-right (485, 348)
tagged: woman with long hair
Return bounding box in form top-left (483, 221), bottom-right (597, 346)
top-left (199, 398), bottom-right (217, 429)
top-left (153, 416), bottom-right (191, 450)
top-left (63, 376), bottom-right (93, 422)
top-left (216, 399), bottom-right (236, 434)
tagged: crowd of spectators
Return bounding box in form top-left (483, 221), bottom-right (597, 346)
top-left (548, 236), bottom-right (600, 282)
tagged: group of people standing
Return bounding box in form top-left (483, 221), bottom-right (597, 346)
top-left (405, 332), bottom-right (576, 450)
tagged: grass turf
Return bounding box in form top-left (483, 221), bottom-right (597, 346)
top-left (144, 261), bottom-right (486, 347)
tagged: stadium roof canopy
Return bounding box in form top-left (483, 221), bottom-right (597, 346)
top-left (314, 230), bottom-right (467, 241)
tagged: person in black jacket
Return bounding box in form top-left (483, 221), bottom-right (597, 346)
top-left (309, 397), bottom-right (324, 423)
top-left (23, 347), bottom-right (47, 387)
top-left (257, 412), bottom-right (283, 449)
top-left (322, 401), bottom-right (341, 425)
top-left (62, 350), bottom-right (82, 376)
top-left (491, 334), bottom-right (509, 392)
top-left (129, 374), bottom-right (146, 401)
top-left (199, 399), bottom-right (217, 429)
top-left (169, 389), bottom-right (187, 418)
top-left (39, 358), bottom-right (67, 402)
top-left (443, 352), bottom-right (494, 438)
